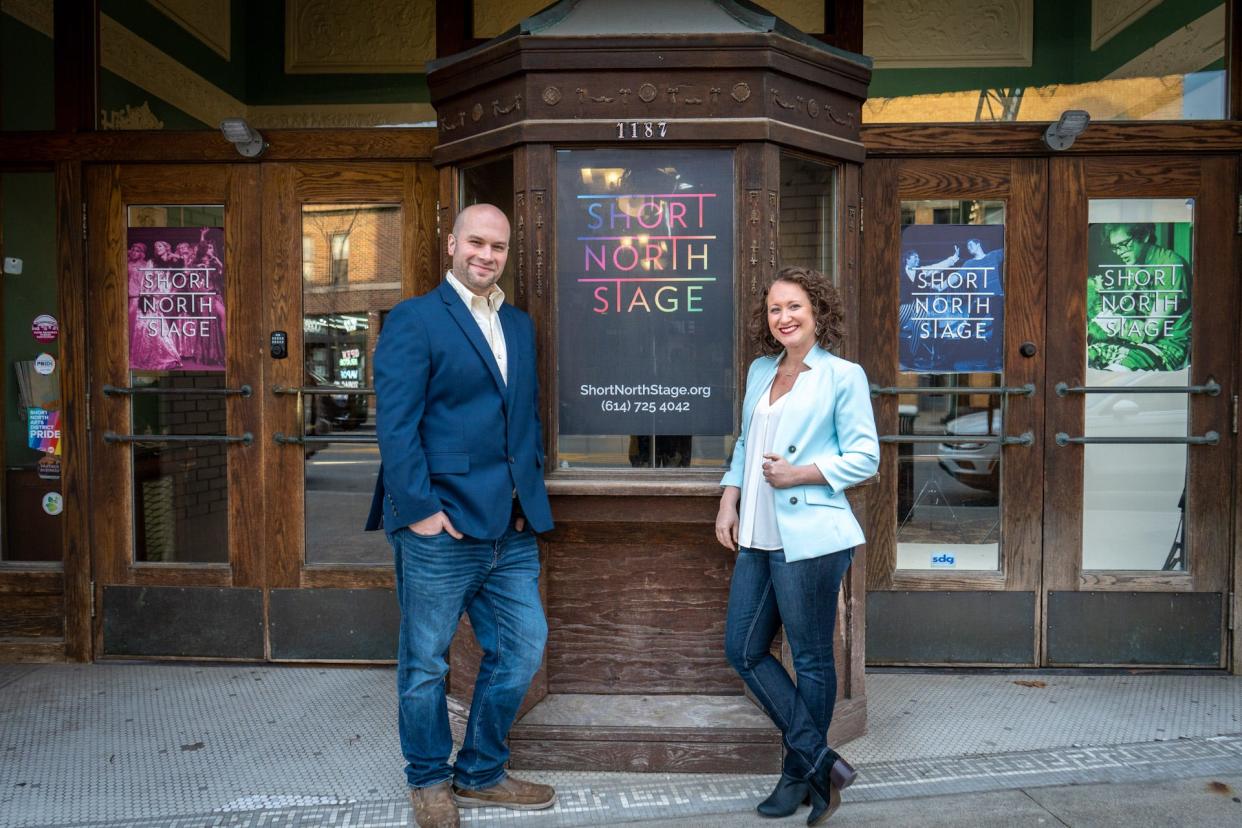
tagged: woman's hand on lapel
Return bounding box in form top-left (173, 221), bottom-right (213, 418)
top-left (762, 454), bottom-right (800, 489)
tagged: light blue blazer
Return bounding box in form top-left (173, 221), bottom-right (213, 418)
top-left (721, 345), bottom-right (879, 562)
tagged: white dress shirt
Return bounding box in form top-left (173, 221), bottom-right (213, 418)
top-left (737, 377), bottom-right (788, 551)
top-left (446, 271), bottom-right (508, 384)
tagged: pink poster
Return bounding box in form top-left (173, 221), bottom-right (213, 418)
top-left (127, 227), bottom-right (226, 372)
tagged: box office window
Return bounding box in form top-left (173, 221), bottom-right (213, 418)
top-left (555, 149), bottom-right (736, 469)
top-left (864, 0), bottom-right (1225, 123)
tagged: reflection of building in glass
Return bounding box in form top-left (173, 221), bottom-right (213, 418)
top-left (301, 205), bottom-right (403, 402)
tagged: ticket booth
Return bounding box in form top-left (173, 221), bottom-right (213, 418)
top-left (426, 0), bottom-right (873, 771)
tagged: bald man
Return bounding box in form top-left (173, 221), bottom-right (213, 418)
top-left (367, 204), bottom-right (555, 827)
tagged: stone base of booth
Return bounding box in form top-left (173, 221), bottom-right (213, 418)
top-left (503, 693), bottom-right (866, 773)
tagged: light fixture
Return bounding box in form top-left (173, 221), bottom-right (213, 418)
top-left (1042, 109), bottom-right (1090, 151)
top-left (219, 118), bottom-right (267, 158)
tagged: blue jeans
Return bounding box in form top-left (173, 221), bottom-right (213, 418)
top-left (388, 523), bottom-right (547, 790)
top-left (725, 546), bottom-right (854, 777)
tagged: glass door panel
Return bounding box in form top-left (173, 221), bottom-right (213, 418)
top-left (896, 200), bottom-right (1006, 572)
top-left (300, 203), bottom-right (398, 566)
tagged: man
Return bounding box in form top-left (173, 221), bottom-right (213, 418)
top-left (366, 203), bottom-right (555, 828)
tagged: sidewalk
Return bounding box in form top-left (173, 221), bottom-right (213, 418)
top-left (2, 664), bottom-right (1241, 826)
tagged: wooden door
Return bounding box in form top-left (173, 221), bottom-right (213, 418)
top-left (261, 161), bottom-right (437, 660)
top-left (1042, 156), bottom-right (1236, 666)
top-left (86, 164), bottom-right (264, 659)
top-left (862, 158), bottom-right (1048, 665)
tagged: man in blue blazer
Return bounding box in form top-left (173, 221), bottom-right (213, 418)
top-left (367, 204), bottom-right (554, 827)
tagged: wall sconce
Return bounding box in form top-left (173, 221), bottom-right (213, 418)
top-left (219, 118), bottom-right (267, 158)
top-left (1042, 110), bottom-right (1090, 151)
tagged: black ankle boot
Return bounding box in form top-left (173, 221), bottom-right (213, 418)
top-left (805, 755), bottom-right (857, 826)
top-left (756, 773), bottom-right (810, 818)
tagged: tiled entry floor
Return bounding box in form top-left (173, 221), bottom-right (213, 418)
top-left (2, 665), bottom-right (1240, 827)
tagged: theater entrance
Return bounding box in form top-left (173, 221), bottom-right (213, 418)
top-left (862, 154), bottom-right (1236, 668)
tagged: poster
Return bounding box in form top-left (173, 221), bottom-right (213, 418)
top-left (556, 149), bottom-right (734, 436)
top-left (899, 224), bottom-right (1005, 373)
top-left (127, 227), bottom-right (226, 372)
top-left (1086, 221), bottom-right (1192, 372)
top-left (27, 407), bottom-right (61, 455)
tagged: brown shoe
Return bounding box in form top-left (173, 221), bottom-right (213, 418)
top-left (452, 775), bottom-right (557, 810)
top-left (408, 781), bottom-right (459, 828)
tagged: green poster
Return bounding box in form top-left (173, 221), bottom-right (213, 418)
top-left (1086, 222), bottom-right (1192, 372)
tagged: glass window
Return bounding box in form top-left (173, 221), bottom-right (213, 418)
top-left (301, 204), bottom-right (401, 566)
top-left (554, 148), bottom-right (736, 469)
top-left (896, 200), bottom-right (1005, 571)
top-left (1082, 198), bottom-right (1193, 571)
top-left (864, 1), bottom-right (1225, 123)
top-left (125, 205), bottom-right (229, 563)
top-left (779, 154), bottom-right (837, 278)
top-left (2, 173), bottom-right (61, 564)
top-left (459, 155), bottom-right (516, 300)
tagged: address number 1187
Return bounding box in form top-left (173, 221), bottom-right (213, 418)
top-left (617, 121), bottom-right (668, 139)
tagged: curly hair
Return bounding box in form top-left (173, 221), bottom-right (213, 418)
top-left (749, 266), bottom-right (845, 355)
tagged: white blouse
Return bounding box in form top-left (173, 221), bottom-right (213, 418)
top-left (737, 378), bottom-right (789, 551)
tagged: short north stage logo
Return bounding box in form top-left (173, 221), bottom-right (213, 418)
top-left (576, 193), bottom-right (716, 314)
top-left (555, 149), bottom-right (734, 436)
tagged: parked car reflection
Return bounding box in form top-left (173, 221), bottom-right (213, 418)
top-left (936, 408), bottom-right (1001, 492)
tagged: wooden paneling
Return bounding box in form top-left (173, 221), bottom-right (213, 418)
top-left (53, 0), bottom-right (98, 131)
top-left (859, 159), bottom-right (899, 590)
top-left (1184, 156), bottom-right (1236, 595)
top-left (1083, 158), bottom-right (1202, 194)
top-left (1040, 157), bottom-right (1087, 599)
top-left (57, 161), bottom-right (92, 661)
top-left (862, 123), bottom-right (1242, 158)
top-left (544, 540), bottom-right (738, 695)
top-left (227, 164), bottom-right (264, 589)
top-left (0, 595), bottom-right (65, 637)
top-left (0, 130), bottom-right (438, 164)
top-left (86, 164), bottom-right (129, 588)
top-left (895, 160), bottom-right (1012, 199)
top-left (1002, 158), bottom-right (1047, 596)
top-left (261, 164), bottom-right (301, 592)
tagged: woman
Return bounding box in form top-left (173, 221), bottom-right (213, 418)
top-left (716, 266), bottom-right (878, 825)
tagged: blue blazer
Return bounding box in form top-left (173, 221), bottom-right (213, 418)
top-left (721, 345), bottom-right (878, 561)
top-left (365, 279), bottom-right (553, 539)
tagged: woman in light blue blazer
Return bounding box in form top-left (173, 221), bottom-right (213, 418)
top-left (716, 266), bottom-right (878, 825)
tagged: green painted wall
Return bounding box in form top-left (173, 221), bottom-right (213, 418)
top-left (99, 69), bottom-right (209, 129)
top-left (3, 173), bottom-right (59, 463)
top-left (101, 0), bottom-right (247, 98)
top-left (1, 14), bottom-right (54, 131)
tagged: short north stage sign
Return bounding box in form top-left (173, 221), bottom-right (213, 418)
top-left (556, 149), bottom-right (734, 436)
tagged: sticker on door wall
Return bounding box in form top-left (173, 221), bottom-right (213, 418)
top-left (33, 352), bottom-right (56, 375)
top-left (127, 226), bottom-right (226, 372)
top-left (41, 492), bottom-right (63, 516)
top-left (899, 224), bottom-right (1005, 373)
top-left (27, 407), bottom-right (62, 455)
top-left (31, 314), bottom-right (59, 342)
top-left (930, 553), bottom-right (956, 568)
top-left (37, 454), bottom-right (61, 481)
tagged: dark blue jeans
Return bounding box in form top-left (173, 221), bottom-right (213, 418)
top-left (388, 524), bottom-right (546, 790)
top-left (725, 546), bottom-right (855, 777)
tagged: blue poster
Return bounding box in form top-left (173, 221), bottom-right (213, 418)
top-left (899, 224), bottom-right (1005, 373)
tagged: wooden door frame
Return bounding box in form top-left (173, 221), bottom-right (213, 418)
top-left (860, 158), bottom-right (1048, 666)
top-left (85, 162), bottom-right (263, 656)
top-left (1043, 155), bottom-right (1237, 667)
top-left (262, 161), bottom-right (436, 595)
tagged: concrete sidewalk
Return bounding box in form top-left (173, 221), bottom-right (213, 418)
top-left (2, 664), bottom-right (1241, 826)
